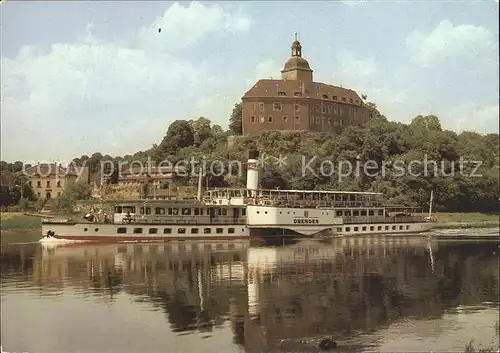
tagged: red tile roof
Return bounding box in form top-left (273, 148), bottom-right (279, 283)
top-left (243, 79), bottom-right (363, 106)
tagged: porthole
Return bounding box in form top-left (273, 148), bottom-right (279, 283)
top-left (84, 228), bottom-right (88, 232)
top-left (94, 228), bottom-right (99, 232)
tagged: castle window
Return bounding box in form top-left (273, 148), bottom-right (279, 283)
top-left (295, 116), bottom-right (300, 122)
top-left (37, 181), bottom-right (41, 188)
top-left (294, 104), bottom-right (300, 111)
top-left (282, 116), bottom-right (288, 123)
top-left (350, 98), bottom-right (354, 103)
top-left (322, 94), bottom-right (328, 99)
top-left (315, 104), bottom-right (320, 112)
top-left (328, 118), bottom-right (331, 124)
top-left (321, 105), bottom-right (326, 113)
top-left (251, 115), bottom-right (256, 123)
top-left (315, 117), bottom-right (320, 124)
top-left (333, 95), bottom-right (338, 100)
top-left (268, 115), bottom-right (273, 123)
top-left (278, 91), bottom-right (286, 96)
top-left (333, 107), bottom-right (339, 116)
top-left (46, 181), bottom-right (50, 187)
top-left (273, 102), bottom-right (282, 111)
top-left (327, 105), bottom-right (332, 114)
top-left (342, 97), bottom-right (347, 102)
top-left (294, 92), bottom-right (302, 97)
top-left (310, 116), bottom-right (315, 124)
top-left (259, 116), bottom-right (265, 123)
top-left (355, 100), bottom-right (359, 104)
top-left (251, 103), bottom-right (256, 112)
top-left (259, 102), bottom-right (264, 111)
top-left (334, 119), bottom-right (338, 126)
top-left (56, 180), bottom-right (61, 187)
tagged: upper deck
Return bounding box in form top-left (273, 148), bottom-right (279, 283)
top-left (203, 188), bottom-right (385, 208)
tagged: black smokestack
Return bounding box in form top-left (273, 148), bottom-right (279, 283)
top-left (248, 150), bottom-right (259, 159)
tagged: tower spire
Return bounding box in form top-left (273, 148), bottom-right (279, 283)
top-left (291, 33), bottom-right (302, 57)
top-left (294, 31), bottom-right (297, 41)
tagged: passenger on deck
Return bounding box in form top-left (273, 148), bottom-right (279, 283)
top-left (124, 211), bottom-right (132, 224)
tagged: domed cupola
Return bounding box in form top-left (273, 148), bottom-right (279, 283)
top-left (281, 32), bottom-right (313, 82)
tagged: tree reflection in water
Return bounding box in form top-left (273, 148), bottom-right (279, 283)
top-left (1, 239), bottom-right (498, 352)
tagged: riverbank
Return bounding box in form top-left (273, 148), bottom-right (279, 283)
top-left (0, 212), bottom-right (41, 233)
top-left (432, 212), bottom-right (499, 230)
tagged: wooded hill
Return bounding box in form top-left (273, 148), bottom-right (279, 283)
top-left (1, 103), bottom-right (499, 213)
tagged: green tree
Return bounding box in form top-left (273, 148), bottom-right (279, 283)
top-left (158, 120), bottom-right (195, 157)
top-left (229, 102), bottom-right (242, 135)
top-left (189, 117), bottom-right (214, 146)
top-left (56, 180), bottom-right (92, 213)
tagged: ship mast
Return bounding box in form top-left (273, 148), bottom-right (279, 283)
top-left (427, 190), bottom-right (434, 221)
top-left (196, 165), bottom-right (204, 202)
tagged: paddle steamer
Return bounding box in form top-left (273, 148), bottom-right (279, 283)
top-left (41, 151), bottom-right (435, 241)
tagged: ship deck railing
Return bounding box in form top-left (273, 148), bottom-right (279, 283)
top-left (343, 215), bottom-right (426, 224)
top-left (251, 198), bottom-right (386, 208)
top-left (204, 188), bottom-right (385, 205)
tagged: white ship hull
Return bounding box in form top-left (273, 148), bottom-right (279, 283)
top-left (246, 205), bottom-right (435, 236)
top-left (42, 222), bottom-right (249, 242)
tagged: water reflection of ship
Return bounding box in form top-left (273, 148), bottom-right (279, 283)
top-left (246, 237), bottom-right (438, 318)
top-left (243, 238), bottom-right (499, 352)
top-left (33, 241), bottom-right (249, 338)
top-left (9, 239), bottom-right (499, 351)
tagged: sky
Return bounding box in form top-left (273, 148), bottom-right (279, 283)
top-left (1, 0), bottom-right (499, 163)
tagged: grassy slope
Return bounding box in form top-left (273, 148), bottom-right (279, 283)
top-left (435, 213), bottom-right (499, 223)
top-left (0, 212), bottom-right (42, 231)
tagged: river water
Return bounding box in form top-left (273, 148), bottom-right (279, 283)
top-left (1, 231), bottom-right (499, 353)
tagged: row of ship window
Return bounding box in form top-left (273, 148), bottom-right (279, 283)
top-left (257, 209), bottom-right (386, 216)
top-left (340, 225), bottom-right (410, 232)
top-left (83, 227), bottom-right (242, 234)
top-left (115, 206), bottom-right (246, 217)
top-left (338, 209), bottom-right (385, 217)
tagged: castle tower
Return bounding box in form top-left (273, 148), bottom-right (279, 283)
top-left (281, 32), bottom-right (313, 82)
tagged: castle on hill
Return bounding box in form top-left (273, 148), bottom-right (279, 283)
top-left (241, 34), bottom-right (369, 135)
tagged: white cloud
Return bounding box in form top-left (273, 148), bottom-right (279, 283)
top-left (406, 20), bottom-right (497, 68)
top-left (441, 101), bottom-right (500, 134)
top-left (137, 2), bottom-right (252, 53)
top-left (335, 50), bottom-right (378, 83)
top-left (244, 58), bottom-right (283, 86)
top-left (323, 50), bottom-right (408, 119)
top-left (1, 1), bottom-right (252, 161)
top-left (340, 0), bottom-right (366, 7)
